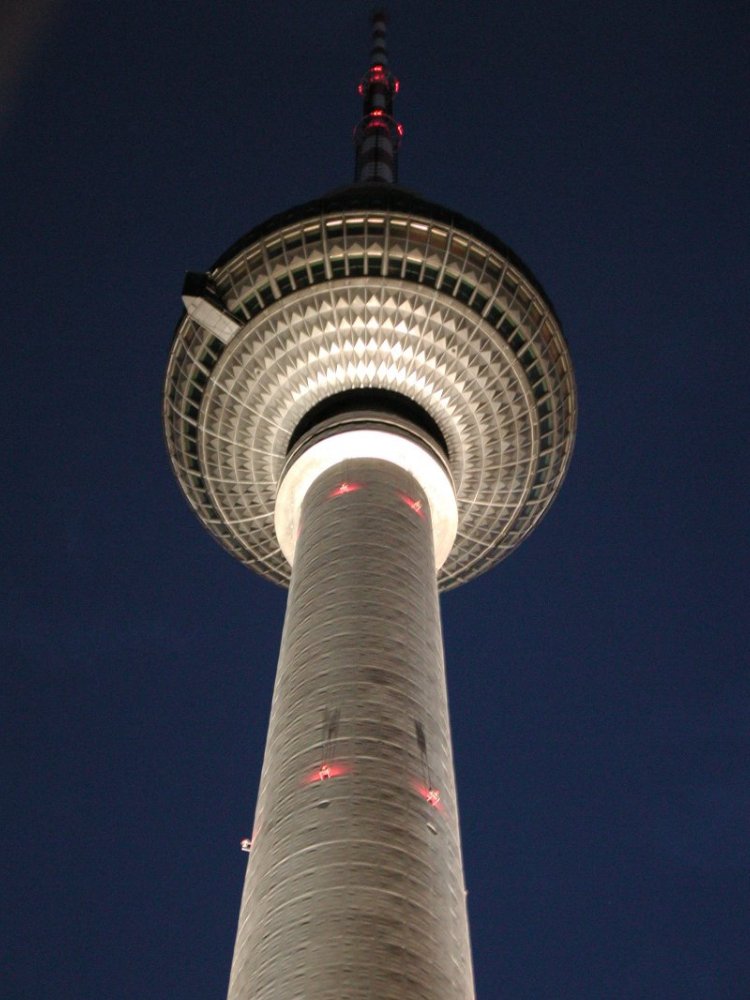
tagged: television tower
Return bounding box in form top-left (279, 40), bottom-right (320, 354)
top-left (164, 11), bottom-right (575, 999)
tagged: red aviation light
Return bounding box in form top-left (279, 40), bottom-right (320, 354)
top-left (370, 108), bottom-right (384, 116)
top-left (328, 481), bottom-right (363, 499)
top-left (394, 79), bottom-right (400, 93)
top-left (358, 83), bottom-right (364, 95)
top-left (398, 491), bottom-right (425, 518)
top-left (303, 762), bottom-right (351, 785)
top-left (414, 781), bottom-right (444, 812)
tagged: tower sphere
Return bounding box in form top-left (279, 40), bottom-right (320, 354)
top-left (164, 185), bottom-right (576, 589)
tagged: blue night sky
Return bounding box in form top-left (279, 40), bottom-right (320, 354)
top-left (2, 2), bottom-right (748, 997)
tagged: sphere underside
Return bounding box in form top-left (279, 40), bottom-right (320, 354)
top-left (164, 186), bottom-right (576, 589)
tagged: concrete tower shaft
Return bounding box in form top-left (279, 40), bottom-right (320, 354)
top-left (227, 439), bottom-right (473, 1000)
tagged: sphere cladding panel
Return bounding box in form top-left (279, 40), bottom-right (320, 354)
top-left (164, 201), bottom-right (576, 590)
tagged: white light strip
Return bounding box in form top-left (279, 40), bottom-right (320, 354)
top-left (275, 428), bottom-right (458, 570)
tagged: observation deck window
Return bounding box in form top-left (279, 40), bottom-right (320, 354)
top-left (292, 267), bottom-right (310, 289)
top-left (423, 265), bottom-right (438, 287)
top-left (525, 362), bottom-right (541, 384)
top-left (404, 260), bottom-right (421, 281)
top-left (507, 329), bottom-right (523, 351)
top-left (468, 247), bottom-right (486, 270)
top-left (533, 379), bottom-right (550, 401)
top-left (365, 254), bottom-right (383, 275)
top-left (527, 301), bottom-right (543, 328)
top-left (486, 304), bottom-right (502, 327)
top-left (516, 288), bottom-right (531, 313)
top-left (485, 263), bottom-right (502, 286)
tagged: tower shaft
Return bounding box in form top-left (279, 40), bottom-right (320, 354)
top-left (227, 452), bottom-right (474, 999)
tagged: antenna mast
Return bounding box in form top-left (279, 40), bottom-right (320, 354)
top-left (354, 9), bottom-right (403, 183)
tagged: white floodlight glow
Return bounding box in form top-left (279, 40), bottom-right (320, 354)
top-left (275, 427), bottom-right (458, 569)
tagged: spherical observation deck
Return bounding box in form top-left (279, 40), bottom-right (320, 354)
top-left (163, 183), bottom-right (576, 590)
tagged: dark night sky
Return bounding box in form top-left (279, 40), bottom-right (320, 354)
top-left (2, 2), bottom-right (749, 997)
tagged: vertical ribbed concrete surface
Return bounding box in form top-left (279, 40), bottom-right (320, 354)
top-left (227, 456), bottom-right (474, 1000)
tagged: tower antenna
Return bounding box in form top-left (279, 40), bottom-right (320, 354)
top-left (354, 8), bottom-right (403, 183)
